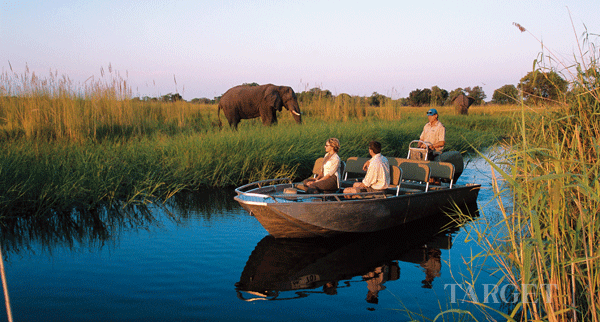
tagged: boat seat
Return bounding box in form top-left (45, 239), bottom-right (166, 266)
top-left (311, 157), bottom-right (324, 178)
top-left (307, 158), bottom-right (346, 193)
top-left (337, 160), bottom-right (345, 189)
top-left (391, 158), bottom-right (454, 188)
top-left (394, 159), bottom-right (431, 192)
top-left (386, 165), bottom-right (403, 196)
top-left (339, 157), bottom-right (369, 187)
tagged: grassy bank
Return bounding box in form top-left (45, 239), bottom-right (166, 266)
top-left (0, 68), bottom-right (514, 216)
top-left (0, 116), bottom-right (507, 216)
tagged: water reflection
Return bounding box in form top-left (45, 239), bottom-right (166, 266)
top-left (235, 202), bottom-right (478, 303)
top-left (0, 189), bottom-right (238, 258)
top-left (164, 188), bottom-right (239, 219)
top-left (0, 203), bottom-right (162, 258)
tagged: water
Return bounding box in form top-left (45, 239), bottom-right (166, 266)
top-left (0, 157), bottom-right (506, 321)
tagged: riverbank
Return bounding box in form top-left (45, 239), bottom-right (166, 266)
top-left (0, 114), bottom-right (510, 216)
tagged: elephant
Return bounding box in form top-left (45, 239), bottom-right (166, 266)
top-left (452, 94), bottom-right (475, 115)
top-left (218, 84), bottom-right (302, 129)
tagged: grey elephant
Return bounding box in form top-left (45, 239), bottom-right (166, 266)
top-left (218, 84), bottom-right (302, 129)
top-left (452, 94), bottom-right (475, 115)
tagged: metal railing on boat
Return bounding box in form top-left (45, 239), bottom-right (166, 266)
top-left (235, 178), bottom-right (392, 203)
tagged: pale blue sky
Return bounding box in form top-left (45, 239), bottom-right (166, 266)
top-left (1, 1), bottom-right (598, 100)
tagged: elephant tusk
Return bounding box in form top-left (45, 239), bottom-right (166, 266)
top-left (291, 110), bottom-right (301, 116)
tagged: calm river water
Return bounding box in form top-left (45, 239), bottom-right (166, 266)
top-left (0, 157), bottom-right (507, 321)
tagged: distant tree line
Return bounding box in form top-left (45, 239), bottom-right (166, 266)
top-left (132, 93), bottom-right (184, 103)
top-left (132, 69), bottom-right (570, 107)
top-left (296, 69), bottom-right (569, 107)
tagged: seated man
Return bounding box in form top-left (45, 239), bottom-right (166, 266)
top-left (418, 108), bottom-right (445, 160)
top-left (344, 141), bottom-right (390, 195)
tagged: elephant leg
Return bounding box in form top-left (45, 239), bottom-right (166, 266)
top-left (259, 109), bottom-right (277, 126)
top-left (271, 109), bottom-right (278, 125)
top-left (226, 110), bottom-right (241, 129)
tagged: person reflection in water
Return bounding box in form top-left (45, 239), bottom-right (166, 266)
top-left (362, 265), bottom-right (390, 304)
top-left (420, 248), bottom-right (442, 289)
top-left (323, 281), bottom-right (338, 295)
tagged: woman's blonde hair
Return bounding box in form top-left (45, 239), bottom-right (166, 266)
top-left (327, 138), bottom-right (340, 153)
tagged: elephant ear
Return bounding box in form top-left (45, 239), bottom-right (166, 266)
top-left (264, 86), bottom-right (283, 111)
top-left (467, 97), bottom-right (475, 106)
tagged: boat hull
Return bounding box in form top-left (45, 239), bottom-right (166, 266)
top-left (235, 183), bottom-right (480, 238)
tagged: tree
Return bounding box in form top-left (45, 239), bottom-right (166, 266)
top-left (491, 85), bottom-right (520, 104)
top-left (408, 88), bottom-right (431, 106)
top-left (191, 97), bottom-right (214, 104)
top-left (161, 93), bottom-right (183, 102)
top-left (297, 87), bottom-right (332, 103)
top-left (368, 92), bottom-right (389, 107)
top-left (464, 86), bottom-right (486, 105)
top-left (518, 70), bottom-right (568, 104)
top-left (430, 86), bottom-right (448, 106)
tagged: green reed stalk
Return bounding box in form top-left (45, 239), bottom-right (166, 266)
top-left (454, 27), bottom-right (600, 321)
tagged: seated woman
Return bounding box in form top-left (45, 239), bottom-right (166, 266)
top-left (298, 138), bottom-right (341, 193)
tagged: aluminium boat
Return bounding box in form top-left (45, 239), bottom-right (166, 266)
top-left (234, 154), bottom-right (480, 238)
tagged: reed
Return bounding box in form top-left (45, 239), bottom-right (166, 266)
top-left (0, 65), bottom-right (513, 216)
top-left (0, 117), bottom-right (506, 217)
top-left (0, 67), bottom-right (217, 142)
top-left (449, 26), bottom-right (600, 321)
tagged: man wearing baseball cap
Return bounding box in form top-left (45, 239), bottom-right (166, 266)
top-left (417, 108), bottom-right (445, 160)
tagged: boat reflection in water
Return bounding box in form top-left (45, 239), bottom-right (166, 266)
top-left (235, 202), bottom-right (478, 303)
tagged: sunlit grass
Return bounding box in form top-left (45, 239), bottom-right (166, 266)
top-left (445, 26), bottom-right (600, 322)
top-left (0, 65), bottom-right (514, 219)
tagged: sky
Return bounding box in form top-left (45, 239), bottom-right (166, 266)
top-left (1, 1), bottom-right (599, 101)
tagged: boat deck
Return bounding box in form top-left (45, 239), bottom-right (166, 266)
top-left (234, 178), bottom-right (467, 205)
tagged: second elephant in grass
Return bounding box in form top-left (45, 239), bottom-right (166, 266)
top-left (218, 84), bottom-right (302, 129)
top-left (452, 94), bottom-right (475, 115)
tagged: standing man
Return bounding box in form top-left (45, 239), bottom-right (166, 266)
top-left (418, 108), bottom-right (445, 160)
top-left (344, 141), bottom-right (390, 195)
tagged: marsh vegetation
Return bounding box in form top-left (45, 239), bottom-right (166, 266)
top-left (450, 28), bottom-right (600, 321)
top-left (1, 27), bottom-right (599, 321)
top-left (0, 67), bottom-right (511, 216)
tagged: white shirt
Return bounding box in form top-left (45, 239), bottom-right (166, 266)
top-left (362, 153), bottom-right (390, 190)
top-left (323, 152), bottom-right (341, 187)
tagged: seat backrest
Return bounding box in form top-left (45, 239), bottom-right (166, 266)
top-left (390, 165), bottom-right (402, 186)
top-left (408, 147), bottom-right (428, 160)
top-left (396, 159), bottom-right (430, 192)
top-left (392, 158), bottom-right (454, 188)
top-left (390, 165), bottom-right (402, 196)
top-left (337, 160), bottom-right (346, 188)
top-left (312, 157), bottom-right (324, 177)
top-left (343, 157), bottom-right (369, 180)
top-left (427, 162), bottom-right (455, 188)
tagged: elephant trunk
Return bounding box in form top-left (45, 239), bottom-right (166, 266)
top-left (287, 104), bottom-right (302, 124)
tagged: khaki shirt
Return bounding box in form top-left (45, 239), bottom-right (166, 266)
top-left (419, 121), bottom-right (446, 152)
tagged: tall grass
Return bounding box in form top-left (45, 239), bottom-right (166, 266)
top-left (0, 65), bottom-right (512, 216)
top-left (455, 26), bottom-right (600, 321)
top-left (0, 66), bottom-right (216, 142)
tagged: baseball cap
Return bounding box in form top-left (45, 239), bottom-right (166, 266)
top-left (426, 108), bottom-right (438, 116)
